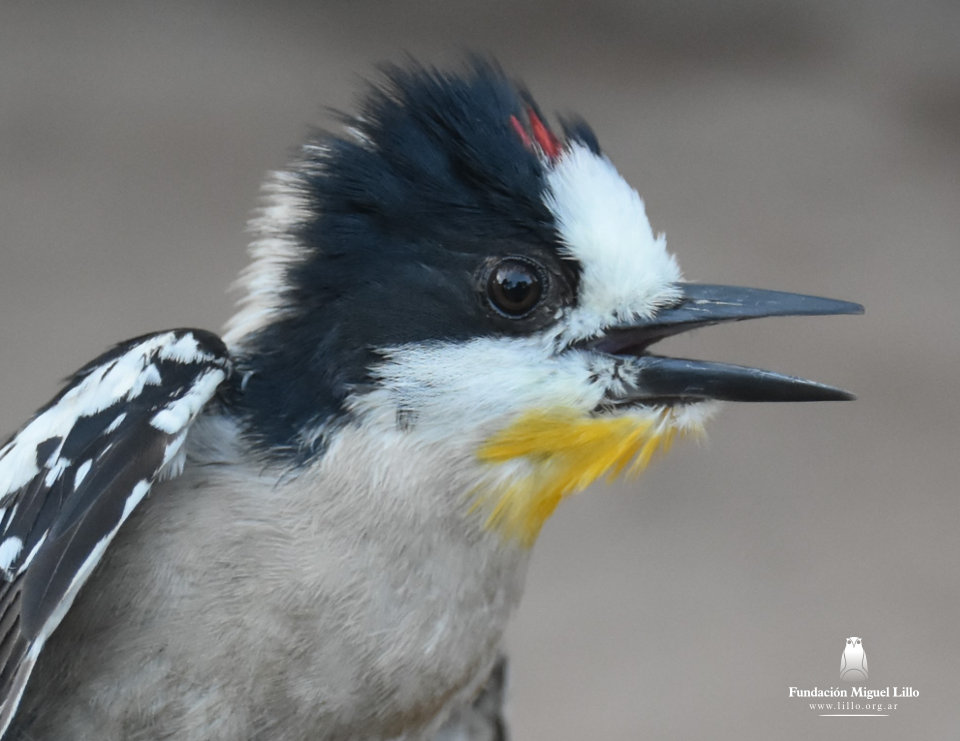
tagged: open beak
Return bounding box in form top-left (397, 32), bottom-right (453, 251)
top-left (584, 284), bottom-right (864, 404)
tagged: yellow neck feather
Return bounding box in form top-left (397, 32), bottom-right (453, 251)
top-left (472, 408), bottom-right (697, 547)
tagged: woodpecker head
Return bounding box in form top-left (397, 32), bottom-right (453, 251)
top-left (224, 60), bottom-right (861, 546)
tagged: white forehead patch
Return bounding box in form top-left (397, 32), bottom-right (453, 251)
top-left (545, 144), bottom-right (682, 340)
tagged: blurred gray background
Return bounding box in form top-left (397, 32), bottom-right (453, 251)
top-left (1, 1), bottom-right (958, 739)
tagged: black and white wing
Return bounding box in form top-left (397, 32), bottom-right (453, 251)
top-left (0, 329), bottom-right (231, 738)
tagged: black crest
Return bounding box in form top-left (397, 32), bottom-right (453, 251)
top-left (233, 60), bottom-right (600, 460)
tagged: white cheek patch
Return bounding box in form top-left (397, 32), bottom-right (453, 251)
top-left (347, 336), bottom-right (715, 448)
top-left (545, 144), bottom-right (683, 340)
top-left (348, 336), bottom-right (611, 443)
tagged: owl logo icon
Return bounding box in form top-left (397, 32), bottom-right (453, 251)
top-left (840, 636), bottom-right (868, 682)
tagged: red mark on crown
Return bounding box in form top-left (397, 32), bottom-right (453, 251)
top-left (509, 107), bottom-right (563, 161)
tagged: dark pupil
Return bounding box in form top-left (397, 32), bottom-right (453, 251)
top-left (489, 261), bottom-right (541, 315)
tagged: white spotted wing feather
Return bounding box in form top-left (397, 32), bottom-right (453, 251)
top-left (0, 329), bottom-right (230, 738)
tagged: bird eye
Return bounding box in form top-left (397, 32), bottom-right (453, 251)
top-left (486, 258), bottom-right (544, 317)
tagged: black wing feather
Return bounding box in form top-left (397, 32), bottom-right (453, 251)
top-left (0, 328), bottom-right (231, 738)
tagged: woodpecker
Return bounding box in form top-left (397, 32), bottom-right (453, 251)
top-left (0, 61), bottom-right (861, 740)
